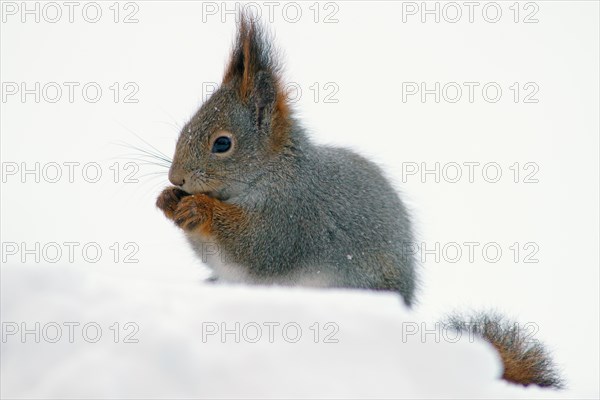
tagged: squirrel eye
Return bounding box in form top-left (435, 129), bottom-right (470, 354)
top-left (212, 136), bottom-right (232, 153)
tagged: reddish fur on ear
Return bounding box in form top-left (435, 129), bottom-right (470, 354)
top-left (240, 19), bottom-right (253, 100)
top-left (222, 12), bottom-right (291, 151)
top-left (223, 14), bottom-right (262, 101)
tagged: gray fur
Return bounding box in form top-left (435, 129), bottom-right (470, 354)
top-left (167, 15), bottom-right (417, 305)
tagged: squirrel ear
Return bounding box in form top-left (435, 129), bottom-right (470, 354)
top-left (222, 12), bottom-right (288, 130)
top-left (253, 70), bottom-right (277, 129)
top-left (222, 13), bottom-right (269, 100)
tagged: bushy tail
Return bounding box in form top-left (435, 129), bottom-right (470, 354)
top-left (444, 311), bottom-right (564, 389)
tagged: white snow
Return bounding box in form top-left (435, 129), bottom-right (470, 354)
top-left (0, 264), bottom-right (591, 399)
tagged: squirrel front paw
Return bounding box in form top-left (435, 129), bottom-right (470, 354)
top-left (156, 186), bottom-right (190, 220)
top-left (173, 194), bottom-right (214, 232)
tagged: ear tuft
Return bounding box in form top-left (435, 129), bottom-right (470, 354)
top-left (222, 11), bottom-right (291, 147)
top-left (222, 12), bottom-right (278, 101)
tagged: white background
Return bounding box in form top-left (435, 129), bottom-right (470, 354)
top-left (1, 1), bottom-right (598, 398)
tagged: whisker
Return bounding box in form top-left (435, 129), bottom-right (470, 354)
top-left (137, 171), bottom-right (169, 179)
top-left (154, 120), bottom-right (182, 132)
top-left (112, 156), bottom-right (171, 169)
top-left (113, 141), bottom-right (172, 165)
top-left (157, 108), bottom-right (184, 131)
top-left (115, 122), bottom-right (173, 161)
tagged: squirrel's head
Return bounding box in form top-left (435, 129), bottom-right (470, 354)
top-left (169, 14), bottom-right (291, 200)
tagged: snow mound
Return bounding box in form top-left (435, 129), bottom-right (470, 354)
top-left (0, 265), bottom-right (569, 399)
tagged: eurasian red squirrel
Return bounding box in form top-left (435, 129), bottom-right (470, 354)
top-left (156, 13), bottom-right (562, 389)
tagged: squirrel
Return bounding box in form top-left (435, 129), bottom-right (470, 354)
top-left (156, 12), bottom-right (562, 389)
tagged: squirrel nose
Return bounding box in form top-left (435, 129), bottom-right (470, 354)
top-left (168, 168), bottom-right (186, 187)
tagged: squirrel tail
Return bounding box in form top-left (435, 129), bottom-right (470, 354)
top-left (444, 311), bottom-right (564, 389)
